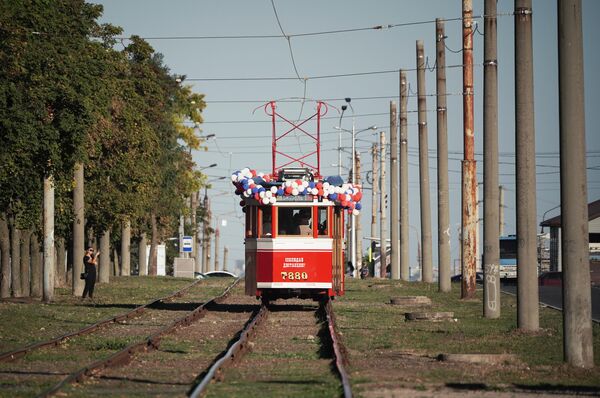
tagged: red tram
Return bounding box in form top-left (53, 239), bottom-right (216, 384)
top-left (230, 101), bottom-right (363, 301)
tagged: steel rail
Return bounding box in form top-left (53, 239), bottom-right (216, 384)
top-left (39, 278), bottom-right (241, 398)
top-left (189, 303), bottom-right (268, 398)
top-left (0, 278), bottom-right (206, 363)
top-left (324, 299), bottom-right (353, 398)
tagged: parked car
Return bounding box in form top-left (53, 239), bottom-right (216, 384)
top-left (539, 271), bottom-right (562, 286)
top-left (204, 270), bottom-right (237, 278)
top-left (451, 272), bottom-right (484, 283)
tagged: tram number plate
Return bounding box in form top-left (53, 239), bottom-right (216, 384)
top-left (281, 271), bottom-right (308, 280)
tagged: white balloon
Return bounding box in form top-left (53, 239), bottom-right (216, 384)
top-left (269, 197), bottom-right (276, 204)
top-left (265, 191), bottom-right (272, 198)
top-left (262, 197), bottom-right (270, 205)
top-left (292, 188), bottom-right (299, 196)
top-left (291, 181), bottom-right (299, 189)
top-left (352, 209), bottom-right (360, 216)
top-left (270, 186), bottom-right (278, 193)
top-left (259, 191), bottom-right (266, 198)
top-left (323, 182), bottom-right (330, 189)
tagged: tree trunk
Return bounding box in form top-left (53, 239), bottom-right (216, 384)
top-left (99, 229), bottom-right (110, 283)
top-left (20, 230), bottom-right (31, 296)
top-left (121, 220), bottom-right (131, 276)
top-left (72, 162), bottom-right (84, 296)
top-left (43, 175), bottom-right (55, 302)
top-left (0, 214), bottom-right (10, 298)
top-left (149, 213), bottom-right (158, 276)
top-left (10, 219), bottom-right (21, 297)
top-left (139, 233), bottom-right (147, 276)
top-left (113, 247), bottom-right (120, 276)
top-left (30, 234), bottom-right (42, 297)
top-left (55, 237), bottom-right (66, 288)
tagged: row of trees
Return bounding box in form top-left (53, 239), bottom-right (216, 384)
top-left (0, 0), bottom-right (208, 299)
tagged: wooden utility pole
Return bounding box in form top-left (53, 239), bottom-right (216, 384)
top-left (72, 162), bottom-right (84, 295)
top-left (399, 71), bottom-right (409, 281)
top-left (558, 0), bottom-right (594, 368)
top-left (202, 191), bottom-right (210, 273)
top-left (416, 40), bottom-right (433, 283)
top-left (436, 19), bottom-right (451, 292)
top-left (42, 175), bottom-right (55, 302)
top-left (389, 101), bottom-right (399, 280)
top-left (483, 0), bottom-right (501, 318)
top-left (10, 219), bottom-right (21, 297)
top-left (499, 185), bottom-right (505, 236)
top-left (379, 131), bottom-right (387, 278)
top-left (121, 220), bottom-right (131, 276)
top-left (461, 0), bottom-right (478, 299)
top-left (515, 0), bottom-right (539, 330)
top-left (371, 143), bottom-right (379, 276)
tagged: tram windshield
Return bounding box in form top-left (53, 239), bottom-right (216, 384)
top-left (278, 207), bottom-right (312, 236)
top-left (260, 207), bottom-right (272, 237)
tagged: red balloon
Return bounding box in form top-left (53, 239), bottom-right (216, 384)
top-left (317, 189), bottom-right (324, 196)
top-left (316, 182), bottom-right (323, 189)
top-left (285, 186), bottom-right (293, 195)
top-left (296, 179), bottom-right (303, 186)
top-left (341, 200), bottom-right (348, 207)
top-left (349, 202), bottom-right (355, 209)
top-left (254, 193), bottom-right (260, 200)
top-left (250, 169), bottom-right (257, 177)
top-left (353, 192), bottom-right (363, 201)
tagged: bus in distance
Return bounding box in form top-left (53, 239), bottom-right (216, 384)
top-left (499, 235), bottom-right (517, 279)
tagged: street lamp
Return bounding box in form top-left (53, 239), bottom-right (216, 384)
top-left (334, 97), bottom-right (377, 277)
top-left (199, 163), bottom-right (217, 170)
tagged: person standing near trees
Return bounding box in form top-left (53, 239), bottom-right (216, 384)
top-left (81, 247), bottom-right (99, 302)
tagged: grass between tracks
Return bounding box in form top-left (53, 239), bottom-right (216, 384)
top-left (335, 278), bottom-right (600, 395)
top-left (1, 277), bottom-right (599, 397)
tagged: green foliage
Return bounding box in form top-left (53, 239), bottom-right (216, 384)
top-left (0, 1), bottom-right (209, 241)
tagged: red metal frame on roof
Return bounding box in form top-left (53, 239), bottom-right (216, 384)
top-left (263, 101), bottom-right (328, 178)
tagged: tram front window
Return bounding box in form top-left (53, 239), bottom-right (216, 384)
top-left (317, 207), bottom-right (328, 236)
top-left (260, 207), bottom-right (272, 237)
top-left (278, 207), bottom-right (312, 236)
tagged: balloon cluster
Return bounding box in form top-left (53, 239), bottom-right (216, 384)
top-left (231, 168), bottom-right (363, 215)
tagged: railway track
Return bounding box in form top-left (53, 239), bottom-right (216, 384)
top-left (0, 282), bottom-right (351, 397)
top-left (0, 278), bottom-right (241, 397)
top-left (190, 297), bottom-right (352, 398)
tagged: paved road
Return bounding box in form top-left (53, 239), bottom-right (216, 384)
top-left (501, 282), bottom-right (600, 322)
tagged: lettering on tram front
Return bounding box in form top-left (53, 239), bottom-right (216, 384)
top-left (282, 257), bottom-right (305, 268)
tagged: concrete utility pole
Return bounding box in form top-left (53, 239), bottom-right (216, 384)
top-left (355, 150), bottom-right (363, 272)
top-left (223, 246), bottom-right (229, 271)
top-left (499, 185), bottom-right (505, 236)
top-left (483, 0), bottom-right (501, 319)
top-left (191, 191), bottom-right (200, 272)
top-left (214, 225), bottom-right (220, 271)
top-left (43, 175), bottom-right (55, 302)
top-left (371, 142), bottom-right (379, 261)
top-left (72, 163), bottom-right (84, 296)
top-left (202, 190), bottom-right (210, 273)
top-left (416, 40), bottom-right (433, 283)
top-left (121, 220), bottom-right (131, 276)
top-left (515, 0), bottom-right (539, 330)
top-left (436, 19), bottom-right (451, 292)
top-left (558, 0), bottom-right (593, 368)
top-left (389, 101), bottom-right (400, 280)
top-left (399, 71), bottom-right (410, 281)
top-left (379, 131), bottom-right (387, 278)
top-left (461, 0), bottom-right (478, 299)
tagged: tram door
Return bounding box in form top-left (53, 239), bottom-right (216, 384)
top-left (331, 207), bottom-right (344, 294)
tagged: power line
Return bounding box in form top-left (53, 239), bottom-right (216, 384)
top-left (111, 12), bottom-right (514, 41)
top-left (185, 63), bottom-right (479, 82)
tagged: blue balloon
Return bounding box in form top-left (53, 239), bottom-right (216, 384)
top-left (308, 181), bottom-right (316, 189)
top-left (355, 203), bottom-right (362, 210)
top-left (329, 193), bottom-right (338, 201)
top-left (277, 189), bottom-right (284, 196)
top-left (251, 187), bottom-right (259, 194)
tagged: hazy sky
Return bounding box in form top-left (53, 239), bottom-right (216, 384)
top-left (94, 0), bottom-right (600, 274)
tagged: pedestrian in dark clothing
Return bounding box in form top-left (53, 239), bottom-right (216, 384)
top-left (82, 247), bottom-right (99, 301)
